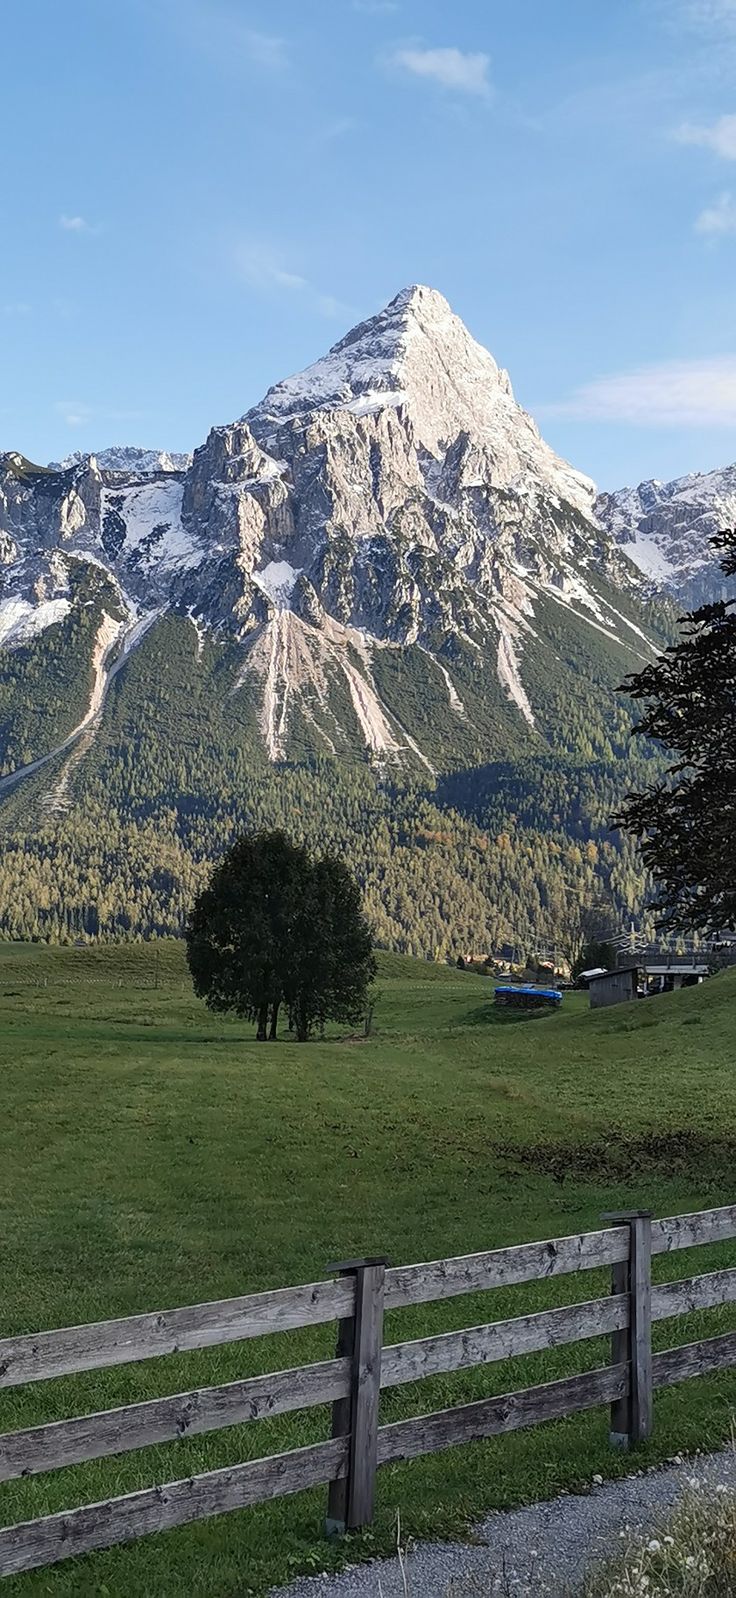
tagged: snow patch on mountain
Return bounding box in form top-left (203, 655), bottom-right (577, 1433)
top-left (98, 480), bottom-right (202, 570)
top-left (0, 596), bottom-right (72, 647)
top-left (52, 447), bottom-right (192, 475)
top-left (596, 463), bottom-right (736, 602)
top-left (252, 560), bottom-right (301, 608)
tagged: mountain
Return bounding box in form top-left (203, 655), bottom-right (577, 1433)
top-left (0, 287), bottom-right (670, 953)
top-left (596, 464), bottom-right (736, 608)
top-left (1, 287), bottom-right (658, 773)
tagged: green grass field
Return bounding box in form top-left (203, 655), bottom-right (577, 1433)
top-left (1, 942), bottom-right (736, 1597)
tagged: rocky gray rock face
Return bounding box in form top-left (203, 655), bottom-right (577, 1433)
top-left (596, 464), bottom-right (736, 608)
top-left (0, 286), bottom-right (660, 768)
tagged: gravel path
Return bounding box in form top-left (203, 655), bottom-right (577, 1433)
top-left (269, 1449), bottom-right (736, 1597)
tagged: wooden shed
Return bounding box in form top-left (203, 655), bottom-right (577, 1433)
top-left (588, 965), bottom-right (639, 1009)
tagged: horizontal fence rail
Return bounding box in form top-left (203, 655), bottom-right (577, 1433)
top-left (2, 1203), bottom-right (736, 1578)
top-left (0, 1277), bottom-right (355, 1389)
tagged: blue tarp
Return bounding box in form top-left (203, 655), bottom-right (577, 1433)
top-left (494, 984), bottom-right (563, 1002)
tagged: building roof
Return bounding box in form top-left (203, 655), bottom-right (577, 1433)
top-left (644, 962), bottom-right (708, 975)
top-left (589, 965), bottom-right (639, 981)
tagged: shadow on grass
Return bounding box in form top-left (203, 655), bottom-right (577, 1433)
top-left (460, 1003), bottom-right (555, 1029)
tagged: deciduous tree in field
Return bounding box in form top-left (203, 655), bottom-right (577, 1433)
top-left (291, 854), bottom-right (376, 1041)
top-left (616, 530), bottom-right (736, 934)
top-left (185, 831), bottom-right (375, 1040)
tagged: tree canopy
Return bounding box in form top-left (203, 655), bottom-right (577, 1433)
top-left (185, 830), bottom-right (375, 1040)
top-left (615, 530), bottom-right (736, 935)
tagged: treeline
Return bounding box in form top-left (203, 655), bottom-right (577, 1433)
top-left (0, 759), bottom-right (654, 957)
top-left (0, 611), bottom-right (661, 957)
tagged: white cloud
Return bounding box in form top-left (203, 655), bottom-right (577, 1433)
top-left (59, 214), bottom-right (93, 233)
top-left (678, 112), bottom-right (736, 157)
top-left (353, 0), bottom-right (399, 12)
top-left (52, 400), bottom-right (144, 430)
top-left (235, 245), bottom-right (307, 292)
top-left (311, 116), bottom-right (357, 147)
top-left (546, 355), bottom-right (736, 427)
top-left (316, 293), bottom-right (353, 320)
top-left (678, 0), bottom-right (736, 26)
top-left (234, 242), bottom-right (351, 321)
top-left (390, 45), bottom-right (491, 99)
top-left (243, 30), bottom-right (288, 70)
top-left (2, 301), bottom-right (31, 317)
top-left (695, 190), bottom-right (736, 231)
top-left (54, 400), bottom-right (93, 428)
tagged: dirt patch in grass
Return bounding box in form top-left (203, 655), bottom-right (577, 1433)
top-left (494, 1130), bottom-right (736, 1187)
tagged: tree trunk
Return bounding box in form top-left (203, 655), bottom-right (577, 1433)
top-left (269, 999), bottom-right (280, 1040)
top-left (295, 1000), bottom-right (309, 1042)
top-left (256, 1001), bottom-right (268, 1041)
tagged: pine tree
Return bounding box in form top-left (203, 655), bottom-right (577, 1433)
top-left (615, 531), bottom-right (736, 934)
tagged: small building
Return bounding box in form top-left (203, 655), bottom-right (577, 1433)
top-left (644, 961), bottom-right (708, 993)
top-left (588, 957), bottom-right (710, 1009)
top-left (588, 966), bottom-right (639, 1009)
top-left (579, 966), bottom-right (608, 985)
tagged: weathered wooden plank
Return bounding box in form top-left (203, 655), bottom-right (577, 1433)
top-left (0, 1357), bottom-right (350, 1482)
top-left (384, 1227), bottom-right (629, 1310)
top-left (652, 1206), bottom-right (736, 1256)
top-left (629, 1214), bottom-right (653, 1443)
top-left (0, 1278), bottom-right (355, 1389)
top-left (609, 1253), bottom-right (631, 1449)
top-left (652, 1268), bottom-right (736, 1322)
top-left (377, 1362), bottom-right (628, 1467)
top-left (653, 1330), bottom-right (736, 1388)
top-left (325, 1273), bottom-right (356, 1538)
top-left (345, 1261), bottom-right (385, 1531)
top-left (381, 1293), bottom-right (629, 1390)
top-left (0, 1435), bottom-right (348, 1577)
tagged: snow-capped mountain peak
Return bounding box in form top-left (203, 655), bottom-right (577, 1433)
top-left (50, 446), bottom-right (192, 476)
top-left (246, 284), bottom-right (595, 518)
top-left (596, 462), bottom-right (736, 603)
top-left (0, 284), bottom-right (678, 779)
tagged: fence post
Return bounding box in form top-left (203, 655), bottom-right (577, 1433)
top-left (325, 1256), bottom-right (387, 1536)
top-left (603, 1210), bottom-right (653, 1448)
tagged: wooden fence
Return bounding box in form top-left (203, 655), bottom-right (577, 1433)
top-left (2, 1204), bottom-right (736, 1578)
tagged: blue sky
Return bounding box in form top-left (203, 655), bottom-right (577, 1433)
top-left (2, 0), bottom-right (736, 489)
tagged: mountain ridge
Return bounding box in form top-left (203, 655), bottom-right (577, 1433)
top-left (1, 284), bottom-right (661, 779)
top-left (0, 284), bottom-right (716, 952)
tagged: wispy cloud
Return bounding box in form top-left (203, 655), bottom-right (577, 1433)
top-left (677, 0), bottom-right (736, 27)
top-left (545, 355), bottom-right (736, 427)
top-left (235, 244), bottom-right (307, 292)
top-left (390, 45), bottom-right (492, 99)
top-left (695, 189), bottom-right (736, 231)
top-left (53, 399), bottom-right (146, 431)
top-left (54, 400), bottom-right (93, 428)
top-left (678, 112), bottom-right (736, 157)
top-left (59, 214), bottom-right (97, 234)
top-left (243, 30), bottom-right (288, 70)
top-left (2, 301), bottom-right (31, 318)
top-left (234, 242), bottom-right (351, 321)
top-left (353, 0), bottom-right (399, 12)
top-left (311, 116), bottom-right (358, 148)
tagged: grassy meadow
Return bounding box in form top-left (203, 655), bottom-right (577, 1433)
top-left (1, 941), bottom-right (736, 1596)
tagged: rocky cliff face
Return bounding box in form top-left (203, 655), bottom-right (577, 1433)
top-left (596, 464), bottom-right (736, 608)
top-left (1, 286), bottom-right (662, 780)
